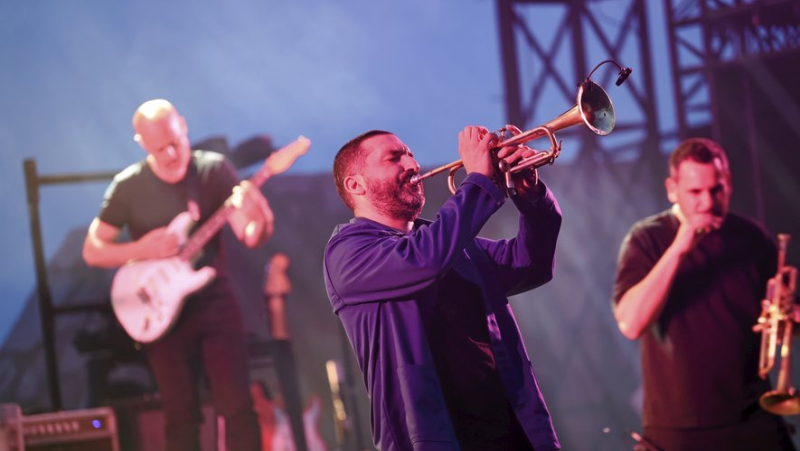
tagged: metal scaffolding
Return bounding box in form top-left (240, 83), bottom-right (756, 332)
top-left (664, 0), bottom-right (800, 223)
top-left (492, 2), bottom-right (800, 448)
top-left (493, 2), bottom-right (665, 449)
top-left (495, 0), bottom-right (661, 163)
top-left (665, 0), bottom-right (800, 140)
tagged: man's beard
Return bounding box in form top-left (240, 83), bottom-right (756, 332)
top-left (366, 175), bottom-right (425, 222)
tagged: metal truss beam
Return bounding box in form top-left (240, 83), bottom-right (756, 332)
top-left (496, 0), bottom-right (660, 165)
top-left (665, 0), bottom-right (800, 139)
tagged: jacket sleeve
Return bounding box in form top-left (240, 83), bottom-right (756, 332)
top-left (476, 182), bottom-right (562, 296)
top-left (324, 173), bottom-right (505, 305)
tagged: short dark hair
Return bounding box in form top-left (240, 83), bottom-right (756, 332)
top-left (668, 138), bottom-right (729, 178)
top-left (333, 130), bottom-right (392, 211)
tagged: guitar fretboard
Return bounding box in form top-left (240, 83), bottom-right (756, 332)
top-left (177, 166), bottom-right (274, 261)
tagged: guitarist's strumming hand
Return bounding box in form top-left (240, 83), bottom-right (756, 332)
top-left (230, 180), bottom-right (274, 248)
top-left (136, 226), bottom-right (182, 260)
top-left (82, 215), bottom-right (188, 269)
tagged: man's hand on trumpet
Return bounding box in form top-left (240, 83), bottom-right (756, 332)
top-left (458, 125), bottom-right (495, 178)
top-left (457, 124), bottom-right (544, 198)
top-left (496, 124), bottom-right (545, 198)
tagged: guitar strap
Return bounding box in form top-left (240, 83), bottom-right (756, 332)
top-left (185, 156), bottom-right (205, 265)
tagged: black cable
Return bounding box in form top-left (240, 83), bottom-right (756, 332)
top-left (585, 59), bottom-right (633, 86)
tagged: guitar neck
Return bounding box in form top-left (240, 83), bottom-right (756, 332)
top-left (264, 253), bottom-right (291, 340)
top-left (267, 292), bottom-right (289, 340)
top-left (178, 167), bottom-right (273, 261)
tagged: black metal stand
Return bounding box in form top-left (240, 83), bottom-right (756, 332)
top-left (23, 158), bottom-right (118, 411)
top-left (249, 338), bottom-right (308, 451)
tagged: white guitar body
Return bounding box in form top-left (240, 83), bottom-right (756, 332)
top-left (111, 211), bottom-right (217, 343)
top-left (111, 255), bottom-right (217, 343)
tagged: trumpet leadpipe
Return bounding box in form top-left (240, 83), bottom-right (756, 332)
top-left (410, 160), bottom-right (463, 185)
top-left (409, 127), bottom-right (556, 186)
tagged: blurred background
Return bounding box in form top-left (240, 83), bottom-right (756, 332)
top-left (1, 0), bottom-right (799, 449)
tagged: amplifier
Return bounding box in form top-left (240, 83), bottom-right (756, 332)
top-left (22, 407), bottom-right (119, 451)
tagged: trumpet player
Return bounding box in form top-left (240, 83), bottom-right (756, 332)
top-left (612, 138), bottom-right (794, 450)
top-left (324, 126), bottom-right (562, 450)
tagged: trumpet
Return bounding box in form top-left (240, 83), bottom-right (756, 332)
top-left (410, 77), bottom-right (618, 195)
top-left (755, 233), bottom-right (799, 415)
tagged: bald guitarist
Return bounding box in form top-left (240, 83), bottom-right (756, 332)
top-left (82, 99), bottom-right (308, 451)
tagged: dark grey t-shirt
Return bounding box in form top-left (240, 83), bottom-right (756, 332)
top-left (613, 210), bottom-right (777, 428)
top-left (99, 150), bottom-right (238, 300)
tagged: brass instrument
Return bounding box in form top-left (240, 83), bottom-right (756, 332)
top-left (410, 60), bottom-right (628, 195)
top-left (326, 360), bottom-right (349, 447)
top-left (756, 233), bottom-right (799, 415)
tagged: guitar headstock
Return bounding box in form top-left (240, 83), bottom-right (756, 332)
top-left (264, 252), bottom-right (292, 298)
top-left (248, 136), bottom-right (309, 189)
top-left (265, 136), bottom-right (311, 176)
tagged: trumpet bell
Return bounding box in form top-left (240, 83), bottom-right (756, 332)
top-left (578, 80), bottom-right (615, 136)
top-left (497, 79), bottom-right (616, 149)
top-left (760, 389), bottom-right (800, 416)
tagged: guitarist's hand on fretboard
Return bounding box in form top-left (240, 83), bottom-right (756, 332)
top-left (230, 180), bottom-right (275, 248)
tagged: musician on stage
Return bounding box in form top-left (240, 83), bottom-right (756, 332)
top-left (83, 99), bottom-right (272, 451)
top-left (612, 138), bottom-right (794, 450)
top-left (323, 127), bottom-right (562, 450)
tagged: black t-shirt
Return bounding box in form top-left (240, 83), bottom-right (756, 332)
top-left (613, 210), bottom-right (777, 428)
top-left (98, 150), bottom-right (238, 300)
top-left (427, 269), bottom-right (530, 450)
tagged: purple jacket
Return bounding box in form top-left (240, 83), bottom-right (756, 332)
top-left (323, 173), bottom-right (562, 450)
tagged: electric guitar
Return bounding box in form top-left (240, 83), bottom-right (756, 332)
top-left (254, 253), bottom-right (327, 451)
top-left (110, 136), bottom-right (310, 343)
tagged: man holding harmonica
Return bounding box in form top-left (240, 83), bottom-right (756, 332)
top-left (612, 138), bottom-right (793, 450)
